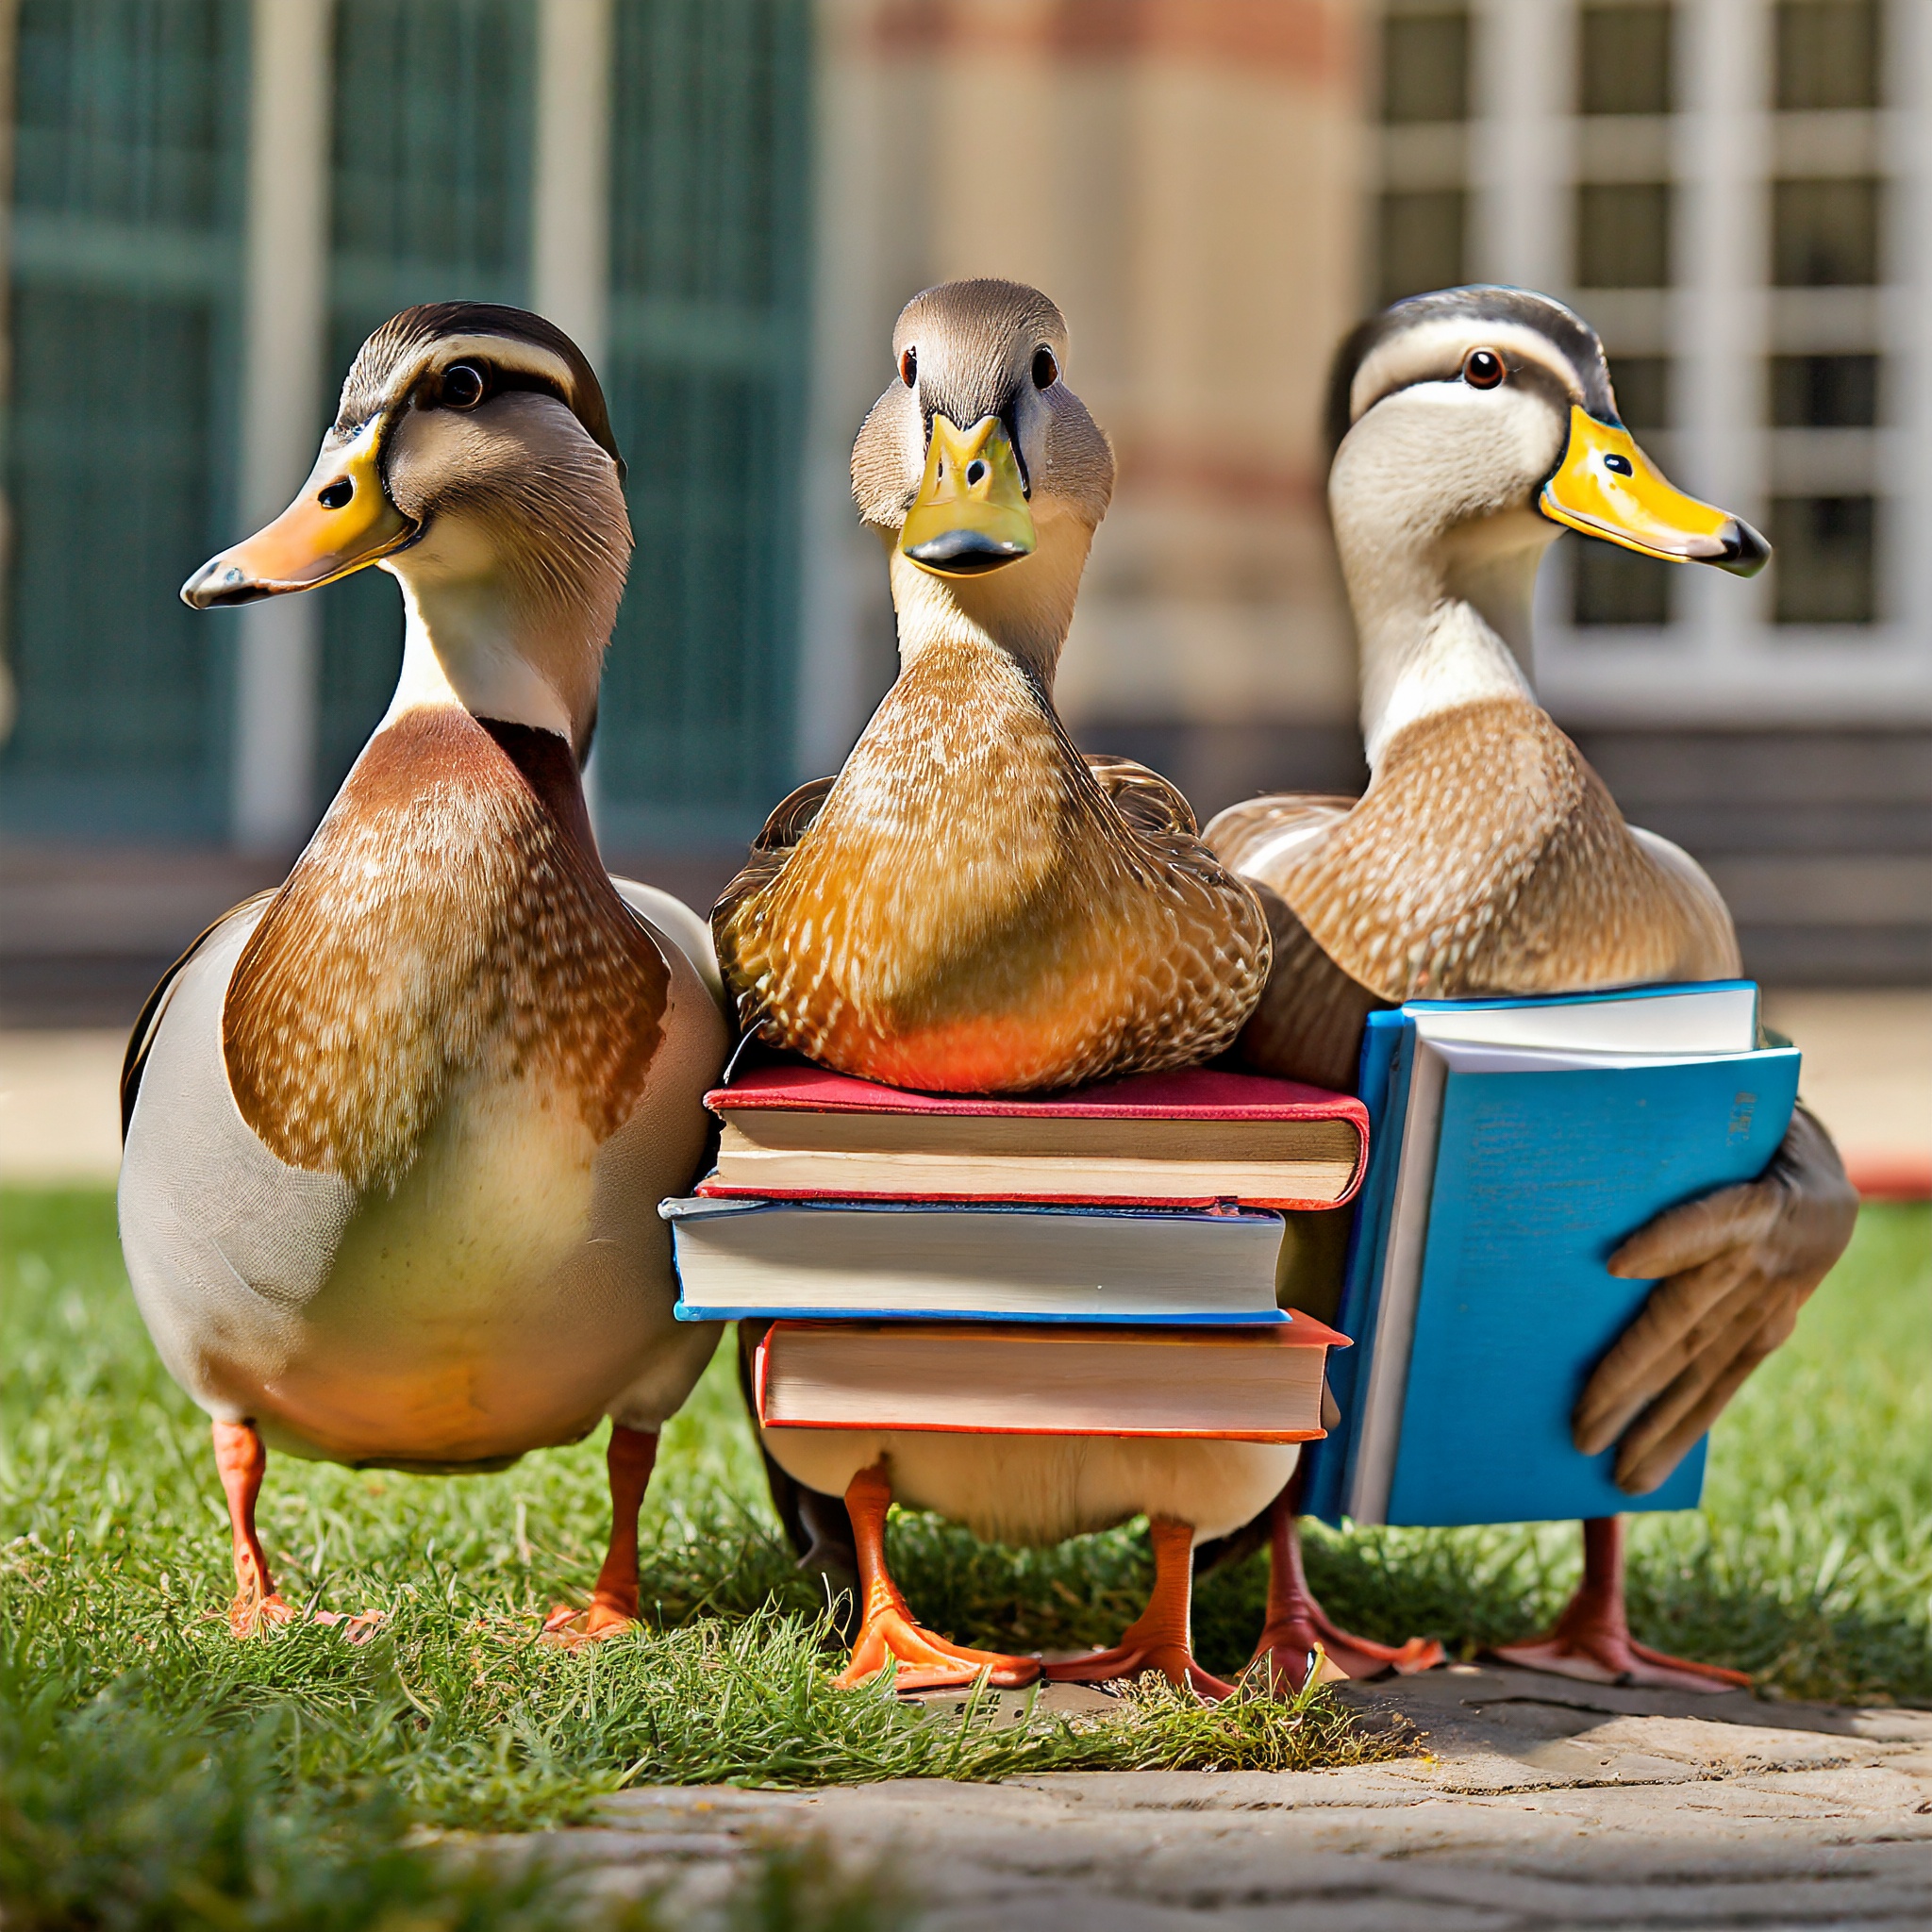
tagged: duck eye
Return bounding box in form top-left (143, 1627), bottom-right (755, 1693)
top-left (1461, 347), bottom-right (1506, 390)
top-left (441, 362), bottom-right (487, 408)
top-left (317, 477), bottom-right (354, 510)
top-left (1604, 452), bottom-right (1634, 475)
top-left (900, 347), bottom-right (917, 388)
top-left (1032, 345), bottom-right (1058, 390)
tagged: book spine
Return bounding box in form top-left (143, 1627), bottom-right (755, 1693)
top-left (694, 1180), bottom-right (1349, 1210)
top-left (1301, 1015), bottom-right (1410, 1527)
top-left (674, 1303), bottom-right (1293, 1326)
top-left (760, 1420), bottom-right (1328, 1443)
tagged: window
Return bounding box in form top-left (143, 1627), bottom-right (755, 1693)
top-left (0, 0), bottom-right (250, 839)
top-left (1377, 189), bottom-right (1466, 305)
top-left (1771, 496), bottom-right (1877, 624)
top-left (1381, 8), bottom-right (1469, 125)
top-left (317, 0), bottom-right (538, 801)
top-left (1774, 0), bottom-right (1881, 111)
top-left (1607, 356), bottom-right (1671, 431)
top-left (1770, 354), bottom-right (1880, 427)
top-left (594, 0), bottom-right (812, 842)
top-left (1578, 4), bottom-right (1674, 117)
top-left (1772, 178), bottom-right (1882, 286)
top-left (1575, 182), bottom-right (1673, 287)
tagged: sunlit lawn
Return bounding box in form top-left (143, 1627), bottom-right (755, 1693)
top-left (2, 1187), bottom-right (1926, 1924)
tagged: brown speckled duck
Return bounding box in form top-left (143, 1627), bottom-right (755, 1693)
top-left (713, 280), bottom-right (1277, 1693)
top-left (714, 280), bottom-right (1269, 1096)
top-left (121, 305), bottom-right (728, 1643)
top-left (1202, 287), bottom-right (1857, 1693)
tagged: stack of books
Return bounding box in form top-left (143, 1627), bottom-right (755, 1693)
top-left (663, 1064), bottom-right (1373, 1442)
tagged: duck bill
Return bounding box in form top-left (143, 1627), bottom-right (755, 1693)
top-left (180, 420), bottom-right (416, 608)
top-left (900, 413), bottom-right (1037, 577)
top-left (1540, 407), bottom-right (1769, 576)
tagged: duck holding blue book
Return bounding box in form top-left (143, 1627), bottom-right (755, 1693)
top-left (1203, 287), bottom-right (1858, 1691)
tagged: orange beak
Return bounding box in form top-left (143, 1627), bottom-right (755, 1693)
top-left (180, 419), bottom-right (415, 608)
top-left (1540, 407), bottom-right (1769, 575)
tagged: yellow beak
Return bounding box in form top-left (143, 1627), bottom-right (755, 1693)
top-left (1540, 407), bottom-right (1768, 575)
top-left (900, 414), bottom-right (1037, 576)
top-left (180, 419), bottom-right (416, 608)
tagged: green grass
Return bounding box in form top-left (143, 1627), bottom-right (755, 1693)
top-left (2, 1191), bottom-right (1926, 1925)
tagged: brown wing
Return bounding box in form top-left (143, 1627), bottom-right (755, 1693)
top-left (1202, 791), bottom-right (1383, 1091)
top-left (709, 776), bottom-right (837, 1032)
top-left (1204, 791), bottom-right (1358, 880)
top-left (121, 891), bottom-right (276, 1141)
top-left (1236, 880), bottom-right (1388, 1092)
top-left (1081, 752), bottom-right (1201, 838)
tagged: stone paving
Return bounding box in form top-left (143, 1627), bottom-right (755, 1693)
top-left (517, 1666), bottom-right (1932, 1929)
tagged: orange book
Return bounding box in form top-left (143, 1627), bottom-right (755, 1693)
top-left (753, 1315), bottom-right (1347, 1443)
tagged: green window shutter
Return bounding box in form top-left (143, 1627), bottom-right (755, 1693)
top-left (314, 0), bottom-right (535, 802)
top-left (2, 0), bottom-right (249, 839)
top-left (596, 0), bottom-right (812, 848)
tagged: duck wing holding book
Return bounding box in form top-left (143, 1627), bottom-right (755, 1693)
top-left (709, 280), bottom-right (1303, 1695)
top-left (121, 306), bottom-right (728, 1643)
top-left (1201, 287), bottom-right (1857, 1692)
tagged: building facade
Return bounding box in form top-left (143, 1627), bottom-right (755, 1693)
top-left (1370, 0), bottom-right (1932, 978)
top-left (1, 0), bottom-right (1924, 1009)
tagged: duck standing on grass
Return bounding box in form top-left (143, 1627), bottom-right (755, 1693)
top-left (120, 304), bottom-right (728, 1643)
top-left (713, 280), bottom-right (1277, 1694)
top-left (1202, 286), bottom-right (1858, 1691)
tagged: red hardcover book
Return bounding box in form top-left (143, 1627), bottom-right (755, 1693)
top-left (698, 1065), bottom-right (1369, 1211)
top-left (753, 1314), bottom-right (1349, 1442)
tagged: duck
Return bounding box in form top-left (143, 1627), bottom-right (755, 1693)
top-left (712, 280), bottom-right (1276, 1693)
top-left (120, 302), bottom-right (730, 1642)
top-left (1199, 285), bottom-right (1858, 1692)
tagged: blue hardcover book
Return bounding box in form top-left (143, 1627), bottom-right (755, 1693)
top-left (661, 1195), bottom-right (1291, 1325)
top-left (1301, 981), bottom-right (1798, 1527)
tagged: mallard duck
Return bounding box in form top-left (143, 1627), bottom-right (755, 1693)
top-left (713, 280), bottom-right (1276, 1692)
top-left (1203, 286), bottom-right (1858, 1692)
top-left (123, 303), bottom-right (729, 1641)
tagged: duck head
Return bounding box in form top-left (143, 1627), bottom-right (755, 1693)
top-left (1326, 286), bottom-right (1768, 766)
top-left (852, 278), bottom-right (1114, 686)
top-left (182, 303), bottom-right (629, 759)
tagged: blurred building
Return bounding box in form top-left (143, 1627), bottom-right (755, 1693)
top-left (0, 0), bottom-right (1925, 1024)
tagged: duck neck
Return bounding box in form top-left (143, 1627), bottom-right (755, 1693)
top-left (884, 509), bottom-right (1092, 698)
top-left (1344, 508), bottom-right (1555, 772)
top-left (378, 510), bottom-right (625, 761)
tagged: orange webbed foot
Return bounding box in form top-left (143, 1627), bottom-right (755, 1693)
top-left (541, 1592), bottom-right (638, 1648)
top-left (837, 1602), bottom-right (1040, 1692)
top-left (1491, 1516), bottom-right (1750, 1695)
top-left (1253, 1489), bottom-right (1443, 1691)
top-left (228, 1591), bottom-right (380, 1644)
top-left (227, 1589), bottom-right (299, 1640)
top-left (1250, 1610), bottom-right (1443, 1692)
top-left (541, 1424), bottom-right (660, 1649)
top-left (1491, 1629), bottom-right (1749, 1693)
top-left (832, 1460), bottom-right (1038, 1692)
top-left (1042, 1516), bottom-right (1233, 1700)
top-left (1044, 1637), bottom-right (1235, 1701)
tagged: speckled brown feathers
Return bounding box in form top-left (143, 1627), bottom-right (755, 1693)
top-left (1209, 698), bottom-right (1740, 1031)
top-left (713, 641), bottom-right (1271, 1094)
top-left (224, 708), bottom-right (668, 1191)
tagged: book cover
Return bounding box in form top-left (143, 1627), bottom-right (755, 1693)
top-left (662, 1195), bottom-right (1291, 1324)
top-left (697, 1065), bottom-right (1369, 1211)
top-left (1377, 1045), bottom-right (1798, 1524)
top-left (707, 1062), bottom-right (1372, 1128)
top-left (1302, 982), bottom-right (1794, 1528)
top-left (753, 1315), bottom-right (1346, 1441)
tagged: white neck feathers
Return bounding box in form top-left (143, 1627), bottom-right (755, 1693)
top-left (886, 506), bottom-right (1094, 692)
